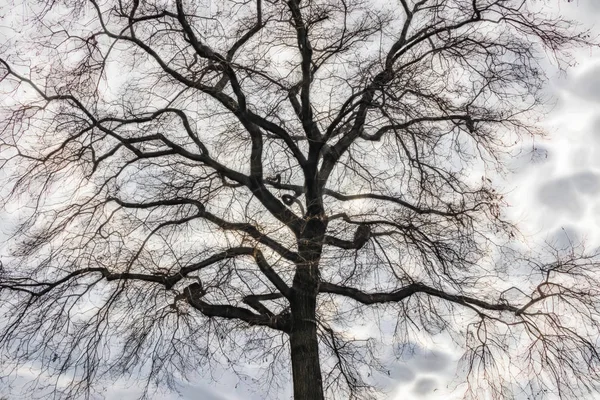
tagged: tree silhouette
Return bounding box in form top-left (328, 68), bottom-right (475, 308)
top-left (0, 0), bottom-right (598, 399)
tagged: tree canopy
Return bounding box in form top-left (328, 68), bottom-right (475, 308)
top-left (0, 0), bottom-right (599, 399)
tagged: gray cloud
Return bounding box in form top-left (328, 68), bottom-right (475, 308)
top-left (558, 1), bottom-right (600, 28)
top-left (388, 365), bottom-right (417, 383)
top-left (537, 172), bottom-right (600, 218)
top-left (412, 377), bottom-right (439, 396)
top-left (567, 64), bottom-right (600, 103)
top-left (590, 114), bottom-right (600, 140)
top-left (411, 350), bottom-right (452, 373)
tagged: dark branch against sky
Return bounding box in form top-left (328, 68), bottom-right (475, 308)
top-left (0, 0), bottom-right (600, 399)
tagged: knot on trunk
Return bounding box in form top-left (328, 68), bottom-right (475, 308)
top-left (353, 224), bottom-right (371, 249)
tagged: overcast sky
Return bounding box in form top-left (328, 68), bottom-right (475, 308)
top-left (122, 1), bottom-right (600, 398)
top-left (3, 1), bottom-right (600, 399)
top-left (397, 1), bottom-right (600, 398)
top-left (511, 1), bottom-right (600, 250)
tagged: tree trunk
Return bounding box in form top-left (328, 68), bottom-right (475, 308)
top-left (290, 214), bottom-right (326, 400)
top-left (290, 288), bottom-right (324, 400)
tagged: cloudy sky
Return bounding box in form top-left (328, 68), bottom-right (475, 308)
top-left (396, 1), bottom-right (600, 399)
top-left (112, 1), bottom-right (600, 398)
top-left (510, 1), bottom-right (600, 249)
top-left (3, 1), bottom-right (600, 399)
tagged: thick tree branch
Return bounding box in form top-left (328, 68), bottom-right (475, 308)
top-left (286, 0), bottom-right (321, 141)
top-left (319, 281), bottom-right (520, 314)
top-left (182, 283), bottom-right (290, 332)
top-left (87, 1), bottom-right (304, 232)
top-left (360, 114), bottom-right (498, 142)
top-left (319, 5), bottom-right (488, 186)
top-left (107, 197), bottom-right (301, 263)
top-left (265, 179), bottom-right (465, 217)
top-left (0, 247), bottom-right (276, 294)
top-left (243, 292), bottom-right (285, 315)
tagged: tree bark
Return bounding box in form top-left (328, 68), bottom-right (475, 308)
top-left (289, 216), bottom-right (326, 400)
top-left (290, 288), bottom-right (324, 400)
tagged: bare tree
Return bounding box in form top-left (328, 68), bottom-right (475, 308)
top-left (0, 0), bottom-right (598, 399)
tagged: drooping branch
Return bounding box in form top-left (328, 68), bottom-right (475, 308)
top-left (265, 179), bottom-right (473, 217)
top-left (107, 197), bottom-right (300, 263)
top-left (0, 247), bottom-right (282, 295)
top-left (2, 248), bottom-right (293, 333)
top-left (359, 114), bottom-right (500, 142)
top-left (319, 281), bottom-right (520, 314)
top-left (181, 282), bottom-right (291, 332)
top-left (108, 198), bottom-right (295, 295)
